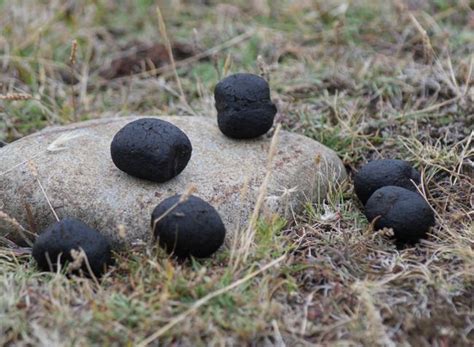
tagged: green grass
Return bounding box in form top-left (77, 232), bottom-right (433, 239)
top-left (1, 0), bottom-right (473, 345)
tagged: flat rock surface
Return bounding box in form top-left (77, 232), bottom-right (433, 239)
top-left (0, 116), bottom-right (346, 249)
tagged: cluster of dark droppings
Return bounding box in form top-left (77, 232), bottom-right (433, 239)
top-left (32, 218), bottom-right (113, 276)
top-left (111, 118), bottom-right (192, 182)
top-left (364, 186), bottom-right (435, 244)
top-left (354, 159), bottom-right (421, 204)
top-left (151, 194), bottom-right (226, 259)
top-left (214, 73), bottom-right (277, 139)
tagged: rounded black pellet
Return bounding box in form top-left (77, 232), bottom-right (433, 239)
top-left (214, 73), bottom-right (277, 139)
top-left (151, 195), bottom-right (226, 259)
top-left (111, 118), bottom-right (192, 182)
top-left (354, 159), bottom-right (420, 204)
top-left (32, 218), bottom-right (113, 276)
top-left (365, 186), bottom-right (435, 244)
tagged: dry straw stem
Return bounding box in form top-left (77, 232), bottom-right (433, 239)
top-left (408, 12), bottom-right (434, 64)
top-left (68, 39), bottom-right (78, 119)
top-left (257, 54), bottom-right (270, 82)
top-left (352, 281), bottom-right (396, 346)
top-left (271, 319), bottom-right (285, 346)
top-left (137, 254), bottom-right (285, 347)
top-left (230, 124), bottom-right (282, 270)
top-left (156, 6), bottom-right (197, 117)
top-left (453, 131), bottom-right (473, 185)
top-left (0, 55), bottom-right (69, 69)
top-left (400, 95), bottom-right (462, 119)
top-left (229, 176), bottom-right (250, 243)
top-left (27, 161), bottom-right (60, 222)
top-left (405, 9), bottom-right (467, 99)
top-left (222, 52), bottom-right (233, 77)
top-left (0, 131), bottom-right (85, 177)
top-left (68, 248), bottom-right (100, 287)
top-left (462, 55), bottom-right (473, 97)
top-left (16, 2), bottom-right (71, 51)
top-left (0, 93), bottom-right (32, 100)
top-left (0, 211), bottom-right (35, 246)
top-left (406, 11), bottom-right (467, 100)
top-left (69, 40), bottom-right (77, 66)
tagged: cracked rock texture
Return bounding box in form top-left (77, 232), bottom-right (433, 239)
top-left (0, 116), bottom-right (346, 249)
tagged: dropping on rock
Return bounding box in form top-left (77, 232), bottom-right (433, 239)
top-left (110, 118), bottom-right (192, 182)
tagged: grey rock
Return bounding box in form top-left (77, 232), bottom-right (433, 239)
top-left (0, 116), bottom-right (346, 249)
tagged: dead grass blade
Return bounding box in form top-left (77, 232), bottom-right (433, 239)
top-left (0, 211), bottom-right (36, 246)
top-left (156, 6), bottom-right (197, 117)
top-left (229, 124), bottom-right (282, 271)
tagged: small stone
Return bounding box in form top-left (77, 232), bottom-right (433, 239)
top-left (364, 186), bottom-right (435, 243)
top-left (110, 118), bottom-right (192, 182)
top-left (354, 159), bottom-right (420, 204)
top-left (151, 194), bottom-right (225, 258)
top-left (32, 218), bottom-right (113, 276)
top-left (214, 73), bottom-right (277, 139)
